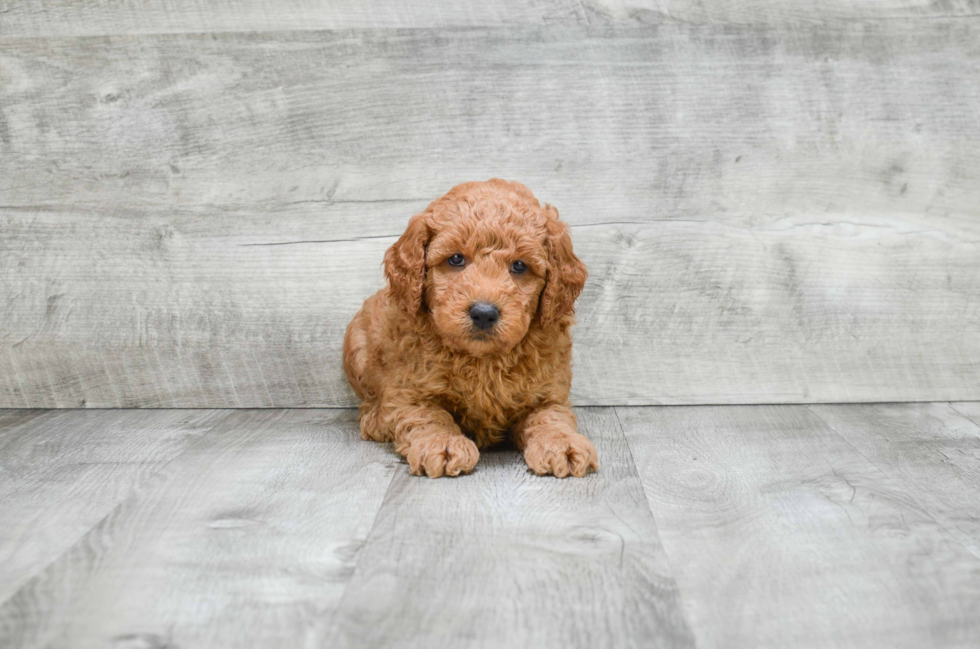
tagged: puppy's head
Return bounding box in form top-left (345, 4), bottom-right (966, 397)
top-left (384, 179), bottom-right (587, 357)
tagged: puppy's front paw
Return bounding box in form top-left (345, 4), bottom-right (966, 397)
top-left (524, 432), bottom-right (599, 478)
top-left (405, 431), bottom-right (480, 478)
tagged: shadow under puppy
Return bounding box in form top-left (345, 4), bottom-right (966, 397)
top-left (343, 178), bottom-right (598, 478)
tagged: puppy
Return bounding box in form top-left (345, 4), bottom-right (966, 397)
top-left (343, 179), bottom-right (598, 478)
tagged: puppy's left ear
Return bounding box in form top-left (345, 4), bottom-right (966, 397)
top-left (539, 205), bottom-right (588, 328)
top-left (384, 212), bottom-right (431, 313)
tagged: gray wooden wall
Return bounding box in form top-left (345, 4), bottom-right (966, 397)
top-left (2, 1), bottom-right (979, 408)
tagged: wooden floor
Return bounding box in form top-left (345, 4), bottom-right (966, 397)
top-left (1, 404), bottom-right (979, 648)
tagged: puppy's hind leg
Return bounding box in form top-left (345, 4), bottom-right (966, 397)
top-left (344, 301), bottom-right (387, 443)
top-left (343, 306), bottom-right (371, 399)
top-left (357, 399), bottom-right (386, 442)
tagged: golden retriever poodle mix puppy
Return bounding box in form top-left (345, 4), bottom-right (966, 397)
top-left (343, 178), bottom-right (598, 478)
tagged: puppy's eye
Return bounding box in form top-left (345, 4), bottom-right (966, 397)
top-left (447, 253), bottom-right (465, 267)
top-left (511, 260), bottom-right (527, 274)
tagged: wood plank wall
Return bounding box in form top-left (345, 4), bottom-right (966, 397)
top-left (1, 2), bottom-right (978, 407)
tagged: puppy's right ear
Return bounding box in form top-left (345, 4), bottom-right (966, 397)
top-left (384, 212), bottom-right (430, 313)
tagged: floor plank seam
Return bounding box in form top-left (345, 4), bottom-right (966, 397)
top-left (948, 402), bottom-right (980, 432)
top-left (1, 502), bottom-right (104, 612)
top-left (0, 410), bottom-right (242, 609)
top-left (317, 449), bottom-right (401, 645)
top-left (610, 406), bottom-right (701, 647)
top-left (804, 404), bottom-right (980, 563)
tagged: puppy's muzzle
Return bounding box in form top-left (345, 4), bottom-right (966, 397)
top-left (468, 302), bottom-right (499, 331)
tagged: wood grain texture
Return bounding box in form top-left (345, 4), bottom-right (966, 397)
top-left (0, 410), bottom-right (46, 435)
top-left (583, 0), bottom-right (980, 25)
top-left (0, 0), bottom-right (586, 37)
top-left (4, 26), bottom-right (979, 215)
top-left (0, 409), bottom-right (398, 648)
top-left (329, 407), bottom-right (695, 649)
top-left (618, 404), bottom-right (980, 649)
top-left (2, 404), bottom-right (979, 646)
top-left (0, 409), bottom-right (231, 603)
top-left (810, 402), bottom-right (980, 558)
top-left (1, 0), bottom-right (977, 37)
top-left (2, 23), bottom-right (979, 407)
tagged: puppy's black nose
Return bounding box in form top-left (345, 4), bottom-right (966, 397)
top-left (469, 302), bottom-right (500, 330)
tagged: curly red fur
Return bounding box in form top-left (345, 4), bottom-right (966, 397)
top-left (343, 179), bottom-right (598, 478)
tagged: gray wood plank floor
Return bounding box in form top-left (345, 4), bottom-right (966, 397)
top-left (810, 403), bottom-right (980, 560)
top-left (3, 14), bottom-right (979, 408)
top-left (0, 409), bottom-right (231, 603)
top-left (618, 405), bottom-right (980, 649)
top-left (0, 409), bottom-right (398, 649)
top-left (329, 407), bottom-right (694, 649)
top-left (2, 404), bottom-right (979, 648)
